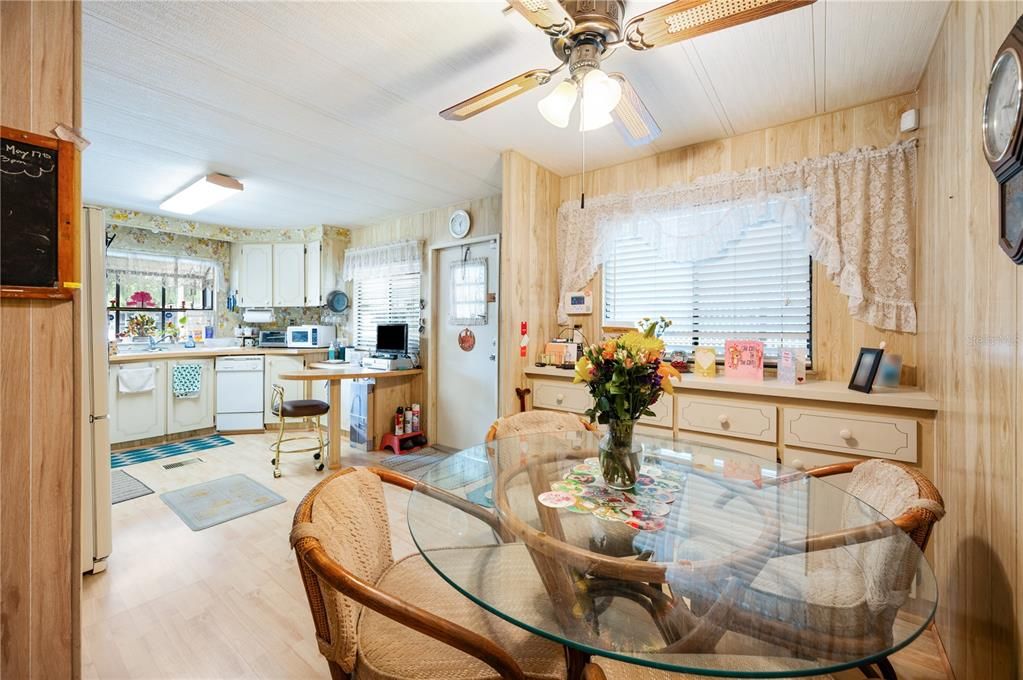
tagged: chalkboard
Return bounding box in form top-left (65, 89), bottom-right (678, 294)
top-left (1, 136), bottom-right (59, 288)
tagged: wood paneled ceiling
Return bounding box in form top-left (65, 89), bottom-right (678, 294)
top-left (81, 0), bottom-right (948, 228)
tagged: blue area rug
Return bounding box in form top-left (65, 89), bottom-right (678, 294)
top-left (111, 435), bottom-right (233, 469)
top-left (160, 474), bottom-right (285, 531)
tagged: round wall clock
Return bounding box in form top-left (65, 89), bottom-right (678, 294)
top-left (984, 18), bottom-right (1023, 265)
top-left (449, 209), bottom-right (471, 239)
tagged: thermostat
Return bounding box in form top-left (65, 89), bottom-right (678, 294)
top-left (563, 290), bottom-right (593, 315)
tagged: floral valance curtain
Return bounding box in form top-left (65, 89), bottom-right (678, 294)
top-left (342, 240), bottom-right (422, 282)
top-left (557, 140), bottom-right (918, 332)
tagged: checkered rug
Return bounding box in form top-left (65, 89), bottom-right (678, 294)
top-left (111, 435), bottom-right (234, 469)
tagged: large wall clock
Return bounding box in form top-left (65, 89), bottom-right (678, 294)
top-left (983, 16), bottom-right (1023, 264)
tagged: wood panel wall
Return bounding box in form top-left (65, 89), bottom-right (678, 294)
top-left (0, 1), bottom-right (81, 679)
top-left (498, 151), bottom-right (561, 415)
top-left (558, 93), bottom-right (920, 383)
top-left (348, 194), bottom-right (501, 436)
top-left (917, 1), bottom-right (1022, 677)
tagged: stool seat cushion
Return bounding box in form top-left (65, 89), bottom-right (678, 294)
top-left (274, 399), bottom-right (330, 417)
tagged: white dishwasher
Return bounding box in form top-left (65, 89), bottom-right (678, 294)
top-left (215, 355), bottom-right (265, 431)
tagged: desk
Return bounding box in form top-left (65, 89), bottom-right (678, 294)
top-left (280, 365), bottom-right (424, 468)
top-left (407, 430), bottom-right (938, 679)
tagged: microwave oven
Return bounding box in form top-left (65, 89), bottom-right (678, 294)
top-left (286, 325), bottom-right (336, 348)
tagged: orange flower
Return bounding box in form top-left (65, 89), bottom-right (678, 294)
top-left (624, 357), bottom-right (634, 369)
top-left (601, 340), bottom-right (617, 360)
top-left (656, 362), bottom-right (680, 394)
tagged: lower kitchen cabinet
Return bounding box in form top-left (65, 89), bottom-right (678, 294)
top-left (264, 355), bottom-right (306, 424)
top-left (109, 361), bottom-right (168, 444)
top-left (167, 358), bottom-right (215, 435)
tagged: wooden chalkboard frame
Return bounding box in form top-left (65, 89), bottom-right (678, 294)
top-left (1, 126), bottom-right (77, 300)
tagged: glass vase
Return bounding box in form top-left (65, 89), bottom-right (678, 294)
top-left (599, 418), bottom-right (642, 490)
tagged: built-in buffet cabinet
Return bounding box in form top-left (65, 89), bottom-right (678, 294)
top-left (525, 367), bottom-right (940, 482)
top-left (231, 237), bottom-right (342, 309)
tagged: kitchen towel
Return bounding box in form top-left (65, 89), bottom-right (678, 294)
top-left (172, 363), bottom-right (202, 399)
top-left (118, 366), bottom-right (156, 394)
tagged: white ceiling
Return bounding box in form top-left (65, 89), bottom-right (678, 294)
top-left (81, 0), bottom-right (949, 229)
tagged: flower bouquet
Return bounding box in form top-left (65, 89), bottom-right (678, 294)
top-left (573, 317), bottom-right (679, 489)
top-left (125, 313), bottom-right (157, 339)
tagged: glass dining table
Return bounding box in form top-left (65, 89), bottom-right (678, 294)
top-left (406, 430), bottom-right (937, 679)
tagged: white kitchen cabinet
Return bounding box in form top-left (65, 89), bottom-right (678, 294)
top-left (273, 243), bottom-right (306, 307)
top-left (109, 362), bottom-right (168, 444)
top-left (166, 358), bottom-right (215, 435)
top-left (264, 355), bottom-right (306, 424)
top-left (305, 240), bottom-right (321, 307)
top-left (238, 244), bottom-right (273, 307)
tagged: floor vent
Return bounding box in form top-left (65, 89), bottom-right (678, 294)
top-left (162, 457), bottom-right (204, 470)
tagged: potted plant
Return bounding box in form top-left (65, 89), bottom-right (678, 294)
top-left (574, 317), bottom-right (679, 489)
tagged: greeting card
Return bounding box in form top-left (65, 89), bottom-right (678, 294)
top-left (724, 340), bottom-right (765, 381)
top-left (778, 350), bottom-right (797, 385)
top-left (692, 347), bottom-right (717, 378)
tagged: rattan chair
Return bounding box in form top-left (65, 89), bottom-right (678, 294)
top-left (290, 466), bottom-right (566, 680)
top-left (484, 410), bottom-right (597, 442)
top-left (269, 383), bottom-right (328, 478)
top-left (579, 459), bottom-right (944, 680)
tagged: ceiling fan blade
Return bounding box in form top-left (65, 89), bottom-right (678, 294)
top-left (507, 0), bottom-right (575, 37)
top-left (624, 0), bottom-right (815, 51)
top-left (439, 69), bottom-right (552, 121)
top-left (608, 74), bottom-right (661, 147)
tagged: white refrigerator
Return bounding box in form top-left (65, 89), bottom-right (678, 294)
top-left (80, 206), bottom-right (112, 573)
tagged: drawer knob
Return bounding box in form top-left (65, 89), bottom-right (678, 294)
top-left (556, 393), bottom-right (565, 404)
top-left (791, 458), bottom-right (806, 470)
top-left (839, 428), bottom-right (853, 441)
top-left (718, 414), bottom-right (729, 425)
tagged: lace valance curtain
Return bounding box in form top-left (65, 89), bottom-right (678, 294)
top-left (342, 240), bottom-right (422, 282)
top-left (557, 140), bottom-right (918, 332)
top-left (106, 250), bottom-right (216, 288)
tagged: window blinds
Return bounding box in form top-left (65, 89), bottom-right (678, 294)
top-left (603, 219), bottom-right (811, 362)
top-left (353, 272), bottom-right (421, 353)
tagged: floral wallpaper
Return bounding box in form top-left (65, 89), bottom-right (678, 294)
top-left (102, 208), bottom-right (352, 335)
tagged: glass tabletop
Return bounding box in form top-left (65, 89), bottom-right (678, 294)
top-left (406, 430), bottom-right (937, 678)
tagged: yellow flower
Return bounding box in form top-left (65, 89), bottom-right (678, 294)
top-left (573, 356), bottom-right (594, 383)
top-left (656, 362), bottom-right (680, 394)
top-left (617, 331), bottom-right (665, 361)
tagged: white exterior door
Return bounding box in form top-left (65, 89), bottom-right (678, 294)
top-left (239, 244), bottom-right (273, 307)
top-left (273, 243), bottom-right (306, 306)
top-left (435, 238), bottom-right (499, 450)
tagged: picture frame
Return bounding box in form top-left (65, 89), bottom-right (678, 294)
top-left (848, 347), bottom-right (885, 393)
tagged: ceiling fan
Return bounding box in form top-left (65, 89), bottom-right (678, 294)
top-left (439, 0), bottom-right (815, 146)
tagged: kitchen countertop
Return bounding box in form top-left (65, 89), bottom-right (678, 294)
top-left (109, 345), bottom-right (329, 364)
top-left (524, 365), bottom-right (940, 412)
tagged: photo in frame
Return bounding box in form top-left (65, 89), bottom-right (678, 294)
top-left (848, 347), bottom-right (885, 393)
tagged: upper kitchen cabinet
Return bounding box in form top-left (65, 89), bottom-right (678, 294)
top-left (272, 243), bottom-right (306, 306)
top-left (305, 240), bottom-right (321, 306)
top-left (236, 243), bottom-right (273, 307)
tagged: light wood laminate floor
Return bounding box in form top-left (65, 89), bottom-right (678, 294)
top-left (83, 433), bottom-right (951, 680)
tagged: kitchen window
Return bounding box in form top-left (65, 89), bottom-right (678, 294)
top-left (353, 272), bottom-right (421, 353)
top-left (602, 209), bottom-right (812, 364)
top-left (106, 251), bottom-right (217, 339)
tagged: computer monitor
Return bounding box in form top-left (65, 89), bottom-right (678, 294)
top-left (375, 323), bottom-right (408, 355)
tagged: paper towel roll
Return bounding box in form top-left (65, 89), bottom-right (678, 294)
top-left (242, 307), bottom-right (275, 323)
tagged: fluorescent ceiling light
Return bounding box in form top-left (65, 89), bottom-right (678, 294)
top-left (160, 173), bottom-right (243, 215)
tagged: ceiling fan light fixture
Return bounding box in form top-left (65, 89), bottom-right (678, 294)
top-left (579, 100), bottom-right (614, 131)
top-left (537, 79), bottom-right (578, 128)
top-left (581, 68), bottom-right (622, 113)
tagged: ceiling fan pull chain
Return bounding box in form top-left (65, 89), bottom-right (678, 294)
top-left (581, 85), bottom-right (587, 209)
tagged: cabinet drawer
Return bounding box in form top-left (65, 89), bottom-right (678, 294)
top-left (639, 396), bottom-right (673, 429)
top-left (531, 380), bottom-right (590, 413)
top-left (678, 396), bottom-right (776, 443)
top-left (783, 408), bottom-right (918, 463)
top-left (677, 430), bottom-right (778, 462)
